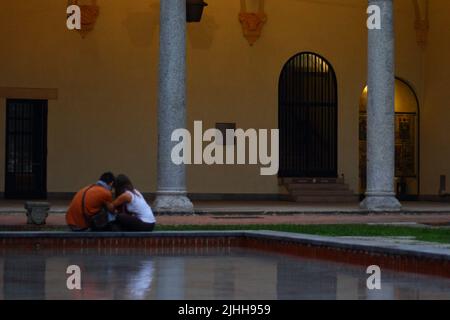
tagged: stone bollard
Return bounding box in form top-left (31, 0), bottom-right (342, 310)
top-left (25, 202), bottom-right (50, 225)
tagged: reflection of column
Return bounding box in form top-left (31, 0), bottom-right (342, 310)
top-left (123, 260), bottom-right (154, 300)
top-left (4, 255), bottom-right (46, 300)
top-left (235, 258), bottom-right (276, 299)
top-left (153, 0), bottom-right (194, 214)
top-left (361, 0), bottom-right (401, 211)
top-left (366, 283), bottom-right (395, 300)
top-left (213, 259), bottom-right (235, 300)
top-left (45, 257), bottom-right (72, 300)
top-left (277, 260), bottom-right (337, 300)
top-left (184, 257), bottom-right (215, 299)
top-left (336, 274), bottom-right (359, 300)
top-left (0, 258), bottom-right (4, 300)
top-left (155, 258), bottom-right (185, 299)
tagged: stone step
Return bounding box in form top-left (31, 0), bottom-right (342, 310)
top-left (287, 183), bottom-right (350, 191)
top-left (282, 176), bottom-right (357, 203)
top-left (292, 195), bottom-right (359, 203)
top-left (282, 177), bottom-right (345, 185)
top-left (289, 189), bottom-right (356, 197)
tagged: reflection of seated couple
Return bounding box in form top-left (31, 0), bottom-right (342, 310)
top-left (2, 255), bottom-right (155, 300)
top-left (66, 172), bottom-right (156, 232)
top-left (73, 257), bottom-right (155, 300)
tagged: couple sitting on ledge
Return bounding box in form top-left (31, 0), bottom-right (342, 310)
top-left (66, 172), bottom-right (156, 232)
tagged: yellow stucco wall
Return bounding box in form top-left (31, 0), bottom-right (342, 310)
top-left (0, 0), bottom-right (441, 196)
top-left (421, 0), bottom-right (450, 196)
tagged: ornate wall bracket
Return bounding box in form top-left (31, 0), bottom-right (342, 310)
top-left (239, 0), bottom-right (267, 46)
top-left (413, 0), bottom-right (429, 48)
top-left (68, 0), bottom-right (100, 38)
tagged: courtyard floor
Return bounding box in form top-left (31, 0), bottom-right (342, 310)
top-left (1, 200), bottom-right (450, 227)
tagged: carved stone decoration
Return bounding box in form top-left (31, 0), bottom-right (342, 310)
top-left (413, 0), bottom-right (429, 48)
top-left (25, 202), bottom-right (50, 225)
top-left (239, 0), bottom-right (267, 46)
top-left (68, 0), bottom-right (100, 38)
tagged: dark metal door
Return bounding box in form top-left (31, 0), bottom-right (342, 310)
top-left (5, 99), bottom-right (48, 199)
top-left (279, 52), bottom-right (338, 177)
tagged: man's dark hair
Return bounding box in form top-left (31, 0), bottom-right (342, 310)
top-left (99, 172), bottom-right (116, 186)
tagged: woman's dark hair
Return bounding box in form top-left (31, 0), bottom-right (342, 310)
top-left (99, 172), bottom-right (116, 186)
top-left (115, 174), bottom-right (136, 197)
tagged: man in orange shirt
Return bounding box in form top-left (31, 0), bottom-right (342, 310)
top-left (66, 172), bottom-right (116, 231)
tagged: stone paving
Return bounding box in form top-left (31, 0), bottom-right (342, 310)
top-left (1, 201), bottom-right (450, 262)
top-left (0, 200), bottom-right (450, 227)
top-left (337, 236), bottom-right (450, 251)
top-left (1, 200), bottom-right (450, 214)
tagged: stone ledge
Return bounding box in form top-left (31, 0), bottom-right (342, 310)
top-left (0, 230), bottom-right (246, 239)
top-left (0, 230), bottom-right (449, 262)
top-left (244, 231), bottom-right (450, 262)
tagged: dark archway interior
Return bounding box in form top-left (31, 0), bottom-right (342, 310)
top-left (278, 52), bottom-right (338, 178)
top-left (359, 78), bottom-right (420, 199)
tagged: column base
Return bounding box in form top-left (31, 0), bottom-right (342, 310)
top-left (360, 193), bottom-right (402, 212)
top-left (153, 191), bottom-right (194, 215)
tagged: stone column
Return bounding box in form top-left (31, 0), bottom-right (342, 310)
top-left (153, 0), bottom-right (194, 214)
top-left (361, 0), bottom-right (401, 212)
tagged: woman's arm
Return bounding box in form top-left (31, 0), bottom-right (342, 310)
top-left (105, 201), bottom-right (115, 213)
top-left (103, 191), bottom-right (115, 214)
top-left (113, 192), bottom-right (132, 210)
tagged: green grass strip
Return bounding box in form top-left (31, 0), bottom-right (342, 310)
top-left (155, 224), bottom-right (450, 244)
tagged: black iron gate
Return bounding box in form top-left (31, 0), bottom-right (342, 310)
top-left (5, 99), bottom-right (48, 199)
top-left (278, 52), bottom-right (338, 177)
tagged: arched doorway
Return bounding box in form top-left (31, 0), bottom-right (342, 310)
top-left (278, 52), bottom-right (338, 177)
top-left (359, 78), bottom-right (420, 199)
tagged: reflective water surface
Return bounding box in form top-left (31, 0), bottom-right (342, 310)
top-left (1, 247), bottom-right (449, 300)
